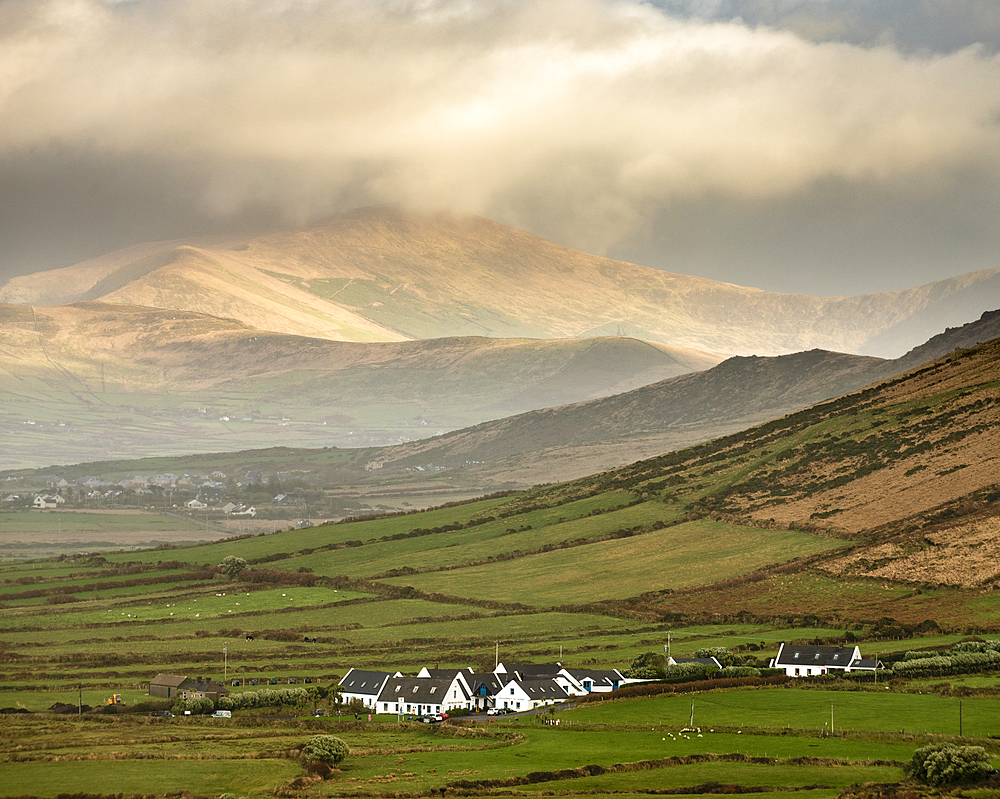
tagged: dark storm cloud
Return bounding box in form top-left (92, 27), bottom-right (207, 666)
top-left (2, 0), bottom-right (1000, 295)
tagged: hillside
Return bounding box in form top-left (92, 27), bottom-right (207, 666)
top-left (54, 328), bottom-right (1000, 621)
top-left (4, 207), bottom-right (1000, 357)
top-left (0, 302), bottom-right (719, 470)
top-left (361, 309), bottom-right (1000, 487)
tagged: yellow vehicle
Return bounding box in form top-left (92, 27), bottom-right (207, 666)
top-left (107, 694), bottom-right (123, 705)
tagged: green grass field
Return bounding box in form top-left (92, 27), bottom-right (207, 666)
top-left (379, 519), bottom-right (844, 605)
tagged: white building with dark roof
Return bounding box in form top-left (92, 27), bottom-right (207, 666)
top-left (771, 644), bottom-right (882, 677)
top-left (496, 677), bottom-right (568, 711)
top-left (556, 668), bottom-right (624, 696)
top-left (376, 676), bottom-right (469, 716)
top-left (339, 669), bottom-right (393, 709)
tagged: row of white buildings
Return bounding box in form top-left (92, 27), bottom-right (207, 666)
top-left (337, 645), bottom-right (884, 718)
top-left (338, 662), bottom-right (628, 717)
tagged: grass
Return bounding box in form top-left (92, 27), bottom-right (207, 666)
top-left (1, 758), bottom-right (301, 797)
top-left (380, 519), bottom-right (845, 606)
top-left (565, 687), bottom-right (1000, 738)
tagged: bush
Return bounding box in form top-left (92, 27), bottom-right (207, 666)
top-left (303, 734), bottom-right (348, 766)
top-left (220, 555), bottom-right (249, 578)
top-left (908, 744), bottom-right (993, 786)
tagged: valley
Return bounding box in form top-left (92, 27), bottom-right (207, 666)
top-left (4, 331), bottom-right (1000, 796)
top-left (4, 214), bottom-right (1000, 799)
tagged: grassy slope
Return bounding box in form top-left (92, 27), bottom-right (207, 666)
top-left (5, 337), bottom-right (1000, 795)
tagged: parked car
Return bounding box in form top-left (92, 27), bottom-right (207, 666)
top-left (151, 710), bottom-right (174, 717)
top-left (211, 710), bottom-right (232, 719)
top-left (417, 714), bottom-right (437, 723)
top-left (312, 708), bottom-right (326, 716)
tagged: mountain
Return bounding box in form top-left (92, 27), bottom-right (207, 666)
top-left (0, 301), bottom-right (719, 470)
top-left (357, 309), bottom-right (1000, 487)
top-left (4, 207), bottom-right (1000, 357)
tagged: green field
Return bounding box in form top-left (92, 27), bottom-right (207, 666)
top-left (6, 381), bottom-right (1000, 799)
top-left (380, 519), bottom-right (844, 605)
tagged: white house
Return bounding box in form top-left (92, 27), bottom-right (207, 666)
top-left (375, 676), bottom-right (469, 716)
top-left (771, 644), bottom-right (882, 677)
top-left (496, 677), bottom-right (568, 712)
top-left (185, 499), bottom-right (208, 510)
top-left (32, 494), bottom-right (64, 509)
top-left (466, 672), bottom-right (505, 712)
top-left (339, 669), bottom-right (393, 709)
top-left (556, 668), bottom-right (624, 696)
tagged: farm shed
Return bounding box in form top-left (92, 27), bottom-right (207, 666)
top-left (149, 673), bottom-right (187, 699)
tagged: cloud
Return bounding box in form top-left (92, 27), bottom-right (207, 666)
top-left (2, 0), bottom-right (1000, 289)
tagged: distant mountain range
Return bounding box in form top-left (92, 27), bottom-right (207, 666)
top-left (0, 302), bottom-right (718, 470)
top-left (4, 206), bottom-right (1000, 358)
top-left (360, 309), bottom-right (1000, 488)
top-left (6, 206), bottom-right (1000, 476)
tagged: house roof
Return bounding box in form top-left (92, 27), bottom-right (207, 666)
top-left (505, 678), bottom-right (569, 700)
top-left (339, 669), bottom-right (392, 696)
top-left (377, 677), bottom-right (465, 704)
top-left (467, 673), bottom-right (504, 695)
top-left (183, 679), bottom-right (229, 695)
top-left (150, 673), bottom-right (187, 688)
top-left (561, 668), bottom-right (623, 683)
top-left (775, 644), bottom-right (860, 668)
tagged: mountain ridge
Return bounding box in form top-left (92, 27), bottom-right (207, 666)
top-left (4, 206), bottom-right (1000, 357)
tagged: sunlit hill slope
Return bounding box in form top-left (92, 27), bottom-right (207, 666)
top-left (4, 207), bottom-right (1000, 357)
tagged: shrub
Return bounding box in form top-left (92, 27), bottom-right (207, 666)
top-left (303, 734), bottom-right (348, 766)
top-left (220, 556), bottom-right (249, 578)
top-left (908, 744), bottom-right (993, 786)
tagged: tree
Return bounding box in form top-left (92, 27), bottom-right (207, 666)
top-left (303, 734), bottom-right (349, 766)
top-left (623, 651), bottom-right (665, 680)
top-left (220, 556), bottom-right (249, 579)
top-left (908, 744), bottom-right (993, 787)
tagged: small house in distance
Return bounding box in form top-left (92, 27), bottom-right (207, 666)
top-left (149, 673), bottom-right (187, 699)
top-left (339, 669), bottom-right (393, 709)
top-left (771, 644), bottom-right (882, 677)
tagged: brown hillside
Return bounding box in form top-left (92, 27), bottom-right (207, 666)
top-left (5, 207), bottom-right (1000, 357)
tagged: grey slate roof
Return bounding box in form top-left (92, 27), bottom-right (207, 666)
top-left (775, 645), bottom-right (858, 668)
top-left (377, 677), bottom-right (466, 705)
top-left (509, 678), bottom-right (569, 700)
top-left (339, 669), bottom-right (392, 696)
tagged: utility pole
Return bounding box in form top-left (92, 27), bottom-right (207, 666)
top-left (223, 642), bottom-right (228, 683)
top-left (831, 701), bottom-right (834, 734)
top-left (959, 700), bottom-right (963, 737)
top-left (690, 697), bottom-right (694, 727)
top-left (495, 640), bottom-right (499, 669)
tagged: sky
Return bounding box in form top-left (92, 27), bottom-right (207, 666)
top-left (1, 0), bottom-right (999, 296)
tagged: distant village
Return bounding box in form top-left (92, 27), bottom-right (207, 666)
top-left (2, 468), bottom-right (329, 522)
